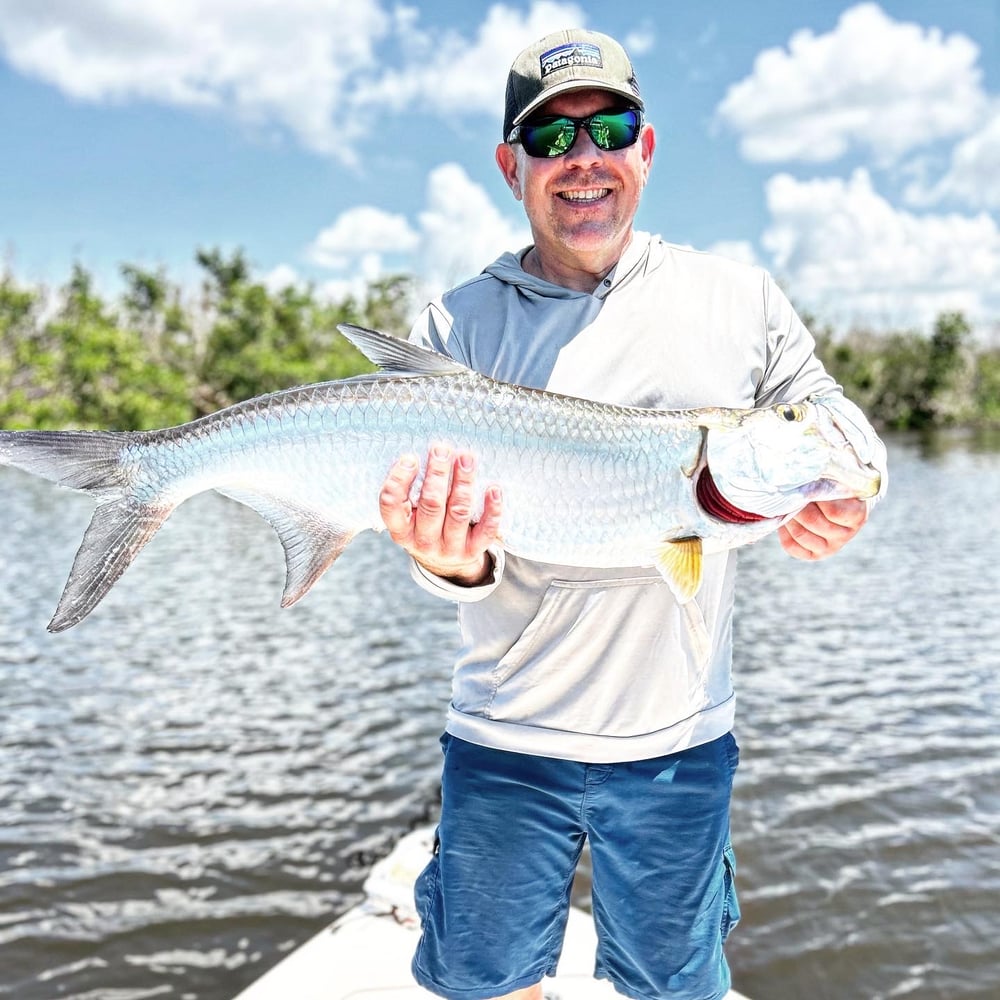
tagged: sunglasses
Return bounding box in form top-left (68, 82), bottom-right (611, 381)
top-left (508, 108), bottom-right (643, 158)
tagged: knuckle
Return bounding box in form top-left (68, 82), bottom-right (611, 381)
top-left (447, 502), bottom-right (473, 523)
top-left (417, 494), bottom-right (446, 516)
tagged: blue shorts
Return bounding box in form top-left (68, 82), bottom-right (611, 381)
top-left (412, 733), bottom-right (741, 1000)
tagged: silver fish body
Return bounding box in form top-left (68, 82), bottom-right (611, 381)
top-left (0, 325), bottom-right (881, 631)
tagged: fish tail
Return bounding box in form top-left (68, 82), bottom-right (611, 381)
top-left (0, 429), bottom-right (172, 631)
top-left (0, 429), bottom-right (137, 499)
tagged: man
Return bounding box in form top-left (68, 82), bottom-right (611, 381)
top-left (378, 28), bottom-right (887, 1000)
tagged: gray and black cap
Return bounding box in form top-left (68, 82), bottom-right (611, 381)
top-left (503, 28), bottom-right (643, 141)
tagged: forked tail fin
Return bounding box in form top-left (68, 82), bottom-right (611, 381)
top-left (0, 429), bottom-right (173, 631)
top-left (0, 429), bottom-right (135, 498)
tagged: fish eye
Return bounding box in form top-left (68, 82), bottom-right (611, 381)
top-left (779, 404), bottom-right (804, 422)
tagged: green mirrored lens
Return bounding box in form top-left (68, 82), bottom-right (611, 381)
top-left (518, 110), bottom-right (640, 157)
top-left (527, 120), bottom-right (577, 156)
top-left (595, 112), bottom-right (638, 148)
top-left (589, 118), bottom-right (612, 147)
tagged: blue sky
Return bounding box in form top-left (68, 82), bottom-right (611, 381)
top-left (1, 1), bottom-right (997, 336)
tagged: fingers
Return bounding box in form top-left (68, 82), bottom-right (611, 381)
top-left (413, 445), bottom-right (461, 552)
top-left (438, 451), bottom-right (479, 553)
top-left (379, 453), bottom-right (420, 543)
top-left (470, 485), bottom-right (503, 552)
top-left (814, 497), bottom-right (869, 531)
top-left (379, 446), bottom-right (502, 581)
top-left (779, 499), bottom-right (869, 561)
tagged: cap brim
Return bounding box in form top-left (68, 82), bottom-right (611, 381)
top-left (511, 81), bottom-right (644, 130)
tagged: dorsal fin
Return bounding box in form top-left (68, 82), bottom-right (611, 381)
top-left (337, 324), bottom-right (470, 377)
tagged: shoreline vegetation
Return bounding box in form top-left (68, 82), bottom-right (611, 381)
top-left (2, 249), bottom-right (998, 432)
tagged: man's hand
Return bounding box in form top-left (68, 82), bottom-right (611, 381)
top-left (778, 498), bottom-right (869, 561)
top-left (379, 445), bottom-right (503, 586)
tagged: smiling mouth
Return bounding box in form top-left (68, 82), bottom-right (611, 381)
top-left (558, 188), bottom-right (611, 203)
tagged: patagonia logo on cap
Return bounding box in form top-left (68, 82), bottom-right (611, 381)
top-left (540, 41), bottom-right (603, 78)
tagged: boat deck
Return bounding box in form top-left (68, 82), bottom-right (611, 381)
top-left (234, 828), bottom-right (751, 1000)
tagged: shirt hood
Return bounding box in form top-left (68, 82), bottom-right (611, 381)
top-left (481, 232), bottom-right (661, 302)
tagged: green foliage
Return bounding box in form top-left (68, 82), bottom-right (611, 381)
top-left (815, 311), bottom-right (984, 431)
top-left (0, 265), bottom-right (193, 430)
top-left (194, 247), bottom-right (375, 410)
top-left (2, 251), bottom-right (994, 433)
top-left (0, 274), bottom-right (73, 428)
top-left (973, 349), bottom-right (1000, 424)
top-left (0, 251), bottom-right (415, 430)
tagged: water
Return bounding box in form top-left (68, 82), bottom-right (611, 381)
top-left (0, 432), bottom-right (997, 1000)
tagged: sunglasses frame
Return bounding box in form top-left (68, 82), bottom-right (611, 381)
top-left (507, 107), bottom-right (644, 158)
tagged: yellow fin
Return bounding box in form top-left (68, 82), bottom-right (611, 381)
top-left (654, 536), bottom-right (703, 604)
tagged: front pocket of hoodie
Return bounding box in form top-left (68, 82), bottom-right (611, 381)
top-left (486, 575), bottom-right (700, 736)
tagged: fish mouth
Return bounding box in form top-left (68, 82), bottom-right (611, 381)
top-left (821, 449), bottom-right (882, 500)
top-left (807, 467), bottom-right (881, 502)
top-left (854, 466), bottom-right (882, 499)
top-left (819, 405), bottom-right (882, 499)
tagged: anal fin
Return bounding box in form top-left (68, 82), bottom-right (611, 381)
top-left (220, 490), bottom-right (356, 607)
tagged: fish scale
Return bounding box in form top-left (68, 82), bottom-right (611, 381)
top-left (237, 374), bottom-right (676, 558)
top-left (0, 324), bottom-right (881, 631)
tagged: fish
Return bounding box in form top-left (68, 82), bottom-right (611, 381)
top-left (0, 324), bottom-right (881, 633)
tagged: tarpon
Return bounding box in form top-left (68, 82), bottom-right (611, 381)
top-left (0, 325), bottom-right (880, 632)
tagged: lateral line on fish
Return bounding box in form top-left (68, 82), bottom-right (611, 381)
top-left (0, 324), bottom-right (882, 630)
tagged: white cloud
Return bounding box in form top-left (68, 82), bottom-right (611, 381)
top-left (762, 168), bottom-right (1000, 332)
top-left (716, 3), bottom-right (986, 165)
top-left (0, 0), bottom-right (586, 161)
top-left (0, 0), bottom-right (394, 160)
top-left (349, 1), bottom-right (586, 119)
top-left (416, 164), bottom-right (530, 297)
top-left (307, 206), bottom-right (420, 270)
top-left (904, 108), bottom-right (1000, 209)
top-left (623, 24), bottom-right (656, 59)
top-left (304, 163), bottom-right (529, 305)
top-left (261, 263), bottom-right (303, 294)
top-left (706, 240), bottom-right (759, 267)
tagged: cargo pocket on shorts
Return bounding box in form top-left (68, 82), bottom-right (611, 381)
top-left (720, 843), bottom-right (741, 941)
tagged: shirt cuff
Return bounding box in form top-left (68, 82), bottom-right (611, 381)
top-left (408, 545), bottom-right (506, 602)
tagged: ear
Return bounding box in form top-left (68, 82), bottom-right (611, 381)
top-left (495, 142), bottom-right (523, 201)
top-left (639, 123), bottom-right (656, 182)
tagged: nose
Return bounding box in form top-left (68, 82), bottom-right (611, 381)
top-left (563, 125), bottom-right (604, 166)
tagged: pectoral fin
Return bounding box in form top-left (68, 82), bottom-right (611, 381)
top-left (654, 536), bottom-right (703, 604)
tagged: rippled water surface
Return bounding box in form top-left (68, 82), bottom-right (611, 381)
top-left (1, 432), bottom-right (998, 1000)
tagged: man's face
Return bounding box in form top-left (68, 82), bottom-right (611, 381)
top-left (496, 88), bottom-right (655, 265)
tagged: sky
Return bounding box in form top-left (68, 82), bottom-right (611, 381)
top-left (0, 0), bottom-right (998, 338)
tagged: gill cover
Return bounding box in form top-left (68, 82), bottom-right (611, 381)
top-left (704, 401), bottom-right (834, 518)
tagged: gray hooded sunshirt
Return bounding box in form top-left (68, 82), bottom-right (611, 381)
top-left (408, 232), bottom-right (887, 763)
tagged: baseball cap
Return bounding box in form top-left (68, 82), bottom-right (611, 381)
top-left (503, 29), bottom-right (643, 141)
